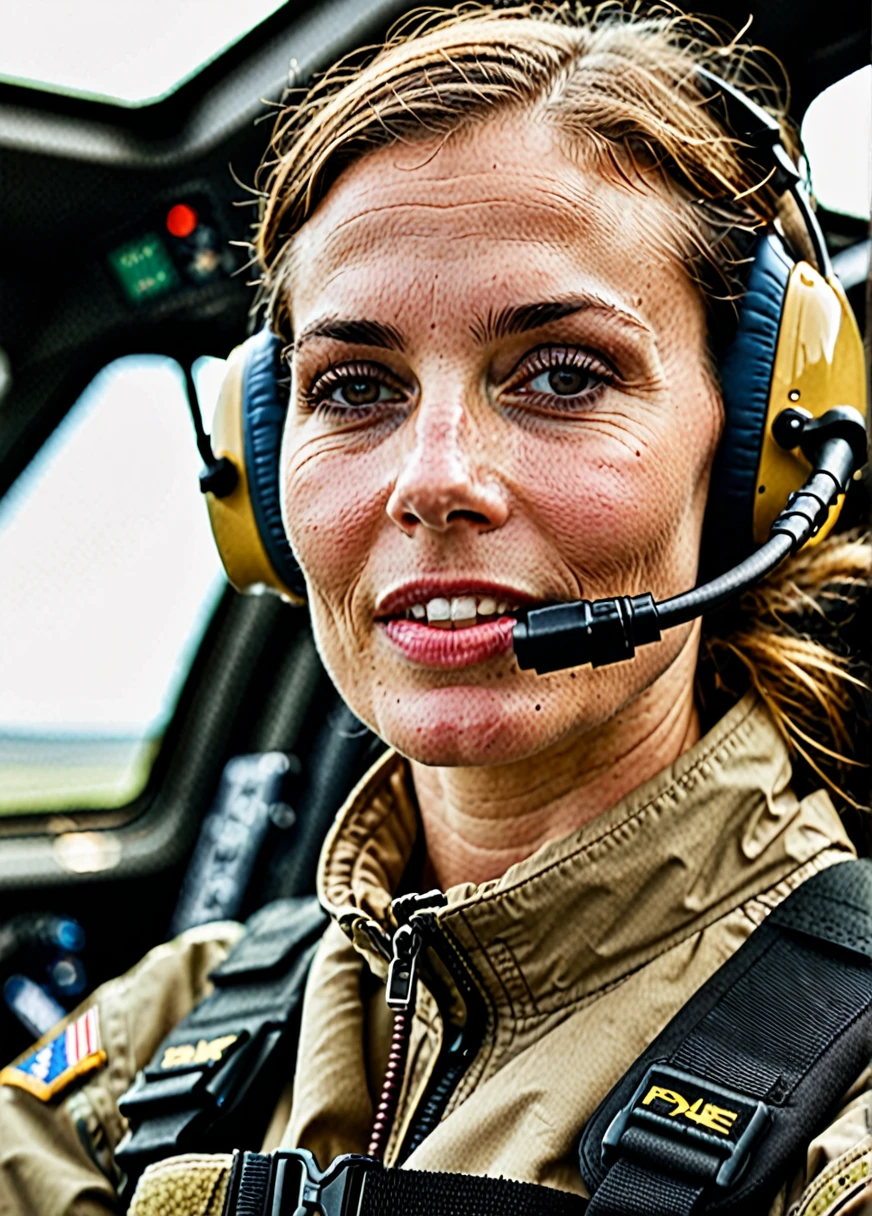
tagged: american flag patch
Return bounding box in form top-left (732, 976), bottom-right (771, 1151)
top-left (0, 1008), bottom-right (106, 1100)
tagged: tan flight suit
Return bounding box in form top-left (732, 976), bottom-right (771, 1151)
top-left (2, 692), bottom-right (872, 1216)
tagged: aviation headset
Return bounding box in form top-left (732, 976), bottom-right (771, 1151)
top-left (195, 69), bottom-right (868, 672)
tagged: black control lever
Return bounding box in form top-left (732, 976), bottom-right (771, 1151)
top-left (513, 405), bottom-right (868, 675)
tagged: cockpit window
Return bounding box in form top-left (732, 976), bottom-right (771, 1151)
top-left (0, 0), bottom-right (287, 106)
top-left (0, 355), bottom-right (226, 814)
top-left (802, 66), bottom-right (872, 220)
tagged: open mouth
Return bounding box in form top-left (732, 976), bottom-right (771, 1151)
top-left (376, 585), bottom-right (530, 668)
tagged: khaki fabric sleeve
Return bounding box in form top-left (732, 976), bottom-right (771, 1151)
top-left (0, 921), bottom-right (243, 1216)
top-left (786, 1070), bottom-right (872, 1216)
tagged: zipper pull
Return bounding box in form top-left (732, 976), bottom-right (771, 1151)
top-left (386, 923), bottom-right (422, 1011)
top-left (386, 890), bottom-right (446, 1009)
top-left (392, 889), bottom-right (447, 926)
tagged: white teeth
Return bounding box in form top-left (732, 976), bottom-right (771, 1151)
top-left (451, 596), bottom-right (477, 627)
top-left (403, 594), bottom-right (518, 627)
top-left (426, 597), bottom-right (452, 628)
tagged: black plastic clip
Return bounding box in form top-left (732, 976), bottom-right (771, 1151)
top-left (773, 404), bottom-right (868, 472)
top-left (513, 592), bottom-right (661, 674)
top-left (601, 1063), bottom-right (769, 1190)
top-left (227, 1148), bottom-right (381, 1216)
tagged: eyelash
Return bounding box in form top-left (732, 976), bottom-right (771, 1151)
top-left (297, 345), bottom-right (614, 420)
top-left (505, 346), bottom-right (614, 408)
top-left (298, 361), bottom-right (407, 418)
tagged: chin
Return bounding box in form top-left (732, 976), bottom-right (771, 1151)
top-left (370, 684), bottom-right (556, 767)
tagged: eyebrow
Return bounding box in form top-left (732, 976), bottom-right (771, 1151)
top-left (293, 317), bottom-right (406, 352)
top-left (469, 296), bottom-right (648, 344)
top-left (292, 294), bottom-right (647, 354)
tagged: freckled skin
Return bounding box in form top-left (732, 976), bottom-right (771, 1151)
top-left (280, 118), bottom-right (723, 886)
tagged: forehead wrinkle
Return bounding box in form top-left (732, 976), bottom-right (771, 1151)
top-left (295, 215), bottom-right (606, 316)
top-left (287, 144), bottom-right (689, 344)
top-left (316, 199), bottom-right (595, 260)
top-left (296, 214), bottom-right (673, 326)
top-left (296, 180), bottom-right (622, 266)
top-left (333, 191), bottom-right (577, 217)
top-left (299, 145), bottom-right (659, 245)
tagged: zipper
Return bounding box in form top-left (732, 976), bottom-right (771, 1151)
top-left (396, 909), bottom-right (487, 1162)
top-left (366, 889), bottom-right (487, 1164)
top-left (366, 891), bottom-right (445, 1160)
top-left (366, 926), bottom-right (421, 1159)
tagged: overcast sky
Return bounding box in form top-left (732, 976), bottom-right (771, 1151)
top-left (0, 0), bottom-right (285, 105)
top-left (801, 67), bottom-right (871, 219)
top-left (0, 357), bottom-right (226, 735)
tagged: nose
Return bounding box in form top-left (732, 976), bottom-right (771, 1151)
top-left (386, 398), bottom-right (509, 535)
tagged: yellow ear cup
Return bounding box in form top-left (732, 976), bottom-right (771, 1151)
top-left (204, 343), bottom-right (305, 604)
top-left (753, 263), bottom-right (868, 547)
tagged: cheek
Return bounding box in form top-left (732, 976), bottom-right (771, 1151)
top-left (281, 428), bottom-right (389, 598)
top-left (506, 383), bottom-right (720, 594)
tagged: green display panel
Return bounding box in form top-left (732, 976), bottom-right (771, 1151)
top-left (108, 234), bottom-right (181, 305)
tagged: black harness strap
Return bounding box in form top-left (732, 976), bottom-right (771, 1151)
top-left (227, 1150), bottom-right (588, 1216)
top-left (116, 897), bottom-right (327, 1196)
top-left (360, 1167), bottom-right (584, 1215)
top-left (580, 858), bottom-right (872, 1216)
top-left (223, 859), bottom-right (872, 1216)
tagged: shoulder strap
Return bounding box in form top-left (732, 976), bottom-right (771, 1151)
top-left (116, 896), bottom-right (327, 1196)
top-left (579, 858), bottom-right (872, 1215)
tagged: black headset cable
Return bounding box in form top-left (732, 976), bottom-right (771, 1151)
top-left (182, 360), bottom-right (239, 498)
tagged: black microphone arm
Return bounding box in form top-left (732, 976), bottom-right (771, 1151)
top-left (512, 406), bottom-right (868, 675)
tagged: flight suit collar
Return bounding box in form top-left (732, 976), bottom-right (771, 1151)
top-left (318, 692), bottom-right (852, 1013)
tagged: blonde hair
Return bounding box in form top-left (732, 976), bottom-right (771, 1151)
top-left (254, 3), bottom-right (871, 808)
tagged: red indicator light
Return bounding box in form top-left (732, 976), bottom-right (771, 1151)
top-left (166, 204), bottom-right (198, 239)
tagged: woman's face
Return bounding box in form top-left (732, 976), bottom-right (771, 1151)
top-left (280, 117), bottom-right (723, 766)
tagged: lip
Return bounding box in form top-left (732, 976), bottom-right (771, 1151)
top-left (375, 578), bottom-right (538, 619)
top-left (381, 616), bottom-right (516, 669)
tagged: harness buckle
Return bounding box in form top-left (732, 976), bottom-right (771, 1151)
top-left (263, 1148), bottom-right (380, 1216)
top-left (601, 1063), bottom-right (769, 1189)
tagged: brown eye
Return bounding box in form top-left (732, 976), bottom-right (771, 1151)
top-left (342, 378), bottom-right (381, 405)
top-left (526, 362), bottom-right (603, 399)
top-left (307, 366), bottom-right (404, 411)
top-left (548, 368), bottom-right (590, 395)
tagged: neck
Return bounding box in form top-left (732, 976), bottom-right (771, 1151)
top-left (411, 650), bottom-right (701, 892)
